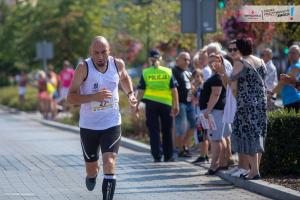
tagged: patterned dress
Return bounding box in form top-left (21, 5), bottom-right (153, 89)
top-left (231, 59), bottom-right (267, 155)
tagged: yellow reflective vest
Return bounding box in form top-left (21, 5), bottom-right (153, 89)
top-left (142, 66), bottom-right (173, 106)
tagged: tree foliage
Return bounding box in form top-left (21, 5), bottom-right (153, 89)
top-left (102, 0), bottom-right (196, 64)
top-left (0, 0), bottom-right (111, 72)
top-left (0, 0), bottom-right (196, 75)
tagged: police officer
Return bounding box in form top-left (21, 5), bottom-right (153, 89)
top-left (136, 49), bottom-right (179, 162)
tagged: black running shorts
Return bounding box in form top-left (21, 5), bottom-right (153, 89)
top-left (80, 125), bottom-right (121, 162)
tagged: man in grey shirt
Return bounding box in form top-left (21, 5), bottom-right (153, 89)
top-left (262, 48), bottom-right (278, 93)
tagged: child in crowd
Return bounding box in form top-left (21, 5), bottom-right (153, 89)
top-left (191, 69), bottom-right (210, 163)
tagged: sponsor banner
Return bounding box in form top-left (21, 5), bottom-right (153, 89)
top-left (239, 5), bottom-right (300, 22)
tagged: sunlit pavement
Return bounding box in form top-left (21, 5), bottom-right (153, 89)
top-left (0, 109), bottom-right (269, 200)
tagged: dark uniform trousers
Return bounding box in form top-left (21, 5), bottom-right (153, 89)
top-left (145, 100), bottom-right (173, 160)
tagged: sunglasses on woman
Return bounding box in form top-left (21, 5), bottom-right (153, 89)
top-left (228, 48), bottom-right (238, 52)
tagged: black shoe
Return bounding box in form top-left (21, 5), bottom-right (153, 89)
top-left (240, 172), bottom-right (249, 178)
top-left (243, 174), bottom-right (261, 180)
top-left (164, 157), bottom-right (175, 162)
top-left (184, 148), bottom-right (192, 157)
top-left (251, 174), bottom-right (261, 180)
top-left (191, 156), bottom-right (206, 164)
top-left (205, 168), bottom-right (219, 175)
top-left (178, 150), bottom-right (192, 158)
top-left (154, 158), bottom-right (162, 163)
top-left (85, 176), bottom-right (97, 191)
top-left (205, 155), bottom-right (209, 163)
top-left (218, 165), bottom-right (229, 170)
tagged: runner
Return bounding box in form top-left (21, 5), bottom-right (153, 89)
top-left (67, 36), bottom-right (137, 200)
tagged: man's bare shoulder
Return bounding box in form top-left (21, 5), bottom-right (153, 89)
top-left (74, 62), bottom-right (88, 80)
top-left (114, 58), bottom-right (125, 70)
top-left (76, 62), bottom-right (87, 71)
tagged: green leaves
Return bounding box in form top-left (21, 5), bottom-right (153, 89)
top-left (0, 0), bottom-right (194, 74)
top-left (261, 109), bottom-right (300, 175)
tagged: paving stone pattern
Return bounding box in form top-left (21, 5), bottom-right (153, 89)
top-left (0, 110), bottom-right (270, 200)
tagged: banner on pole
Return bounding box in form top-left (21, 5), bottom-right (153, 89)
top-left (239, 5), bottom-right (300, 22)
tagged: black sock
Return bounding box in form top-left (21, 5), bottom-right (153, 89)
top-left (102, 174), bottom-right (116, 200)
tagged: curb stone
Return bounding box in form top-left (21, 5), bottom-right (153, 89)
top-left (217, 170), bottom-right (300, 200)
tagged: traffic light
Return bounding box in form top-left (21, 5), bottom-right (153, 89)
top-left (283, 47), bottom-right (289, 55)
top-left (218, 0), bottom-right (226, 9)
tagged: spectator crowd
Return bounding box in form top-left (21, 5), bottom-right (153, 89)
top-left (135, 37), bottom-right (300, 180)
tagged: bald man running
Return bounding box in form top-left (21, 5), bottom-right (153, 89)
top-left (67, 36), bottom-right (137, 200)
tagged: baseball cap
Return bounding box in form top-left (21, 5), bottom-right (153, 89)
top-left (149, 49), bottom-right (160, 58)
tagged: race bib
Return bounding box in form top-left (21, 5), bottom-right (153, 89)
top-left (91, 98), bottom-right (115, 112)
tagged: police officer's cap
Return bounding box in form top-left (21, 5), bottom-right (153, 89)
top-left (149, 49), bottom-right (160, 58)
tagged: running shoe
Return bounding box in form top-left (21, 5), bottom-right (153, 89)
top-left (85, 176), bottom-right (97, 191)
top-left (178, 150), bottom-right (192, 158)
top-left (191, 156), bottom-right (206, 164)
top-left (231, 168), bottom-right (249, 177)
top-left (205, 155), bottom-right (209, 163)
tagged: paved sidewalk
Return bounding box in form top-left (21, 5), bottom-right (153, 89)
top-left (0, 109), bottom-right (269, 200)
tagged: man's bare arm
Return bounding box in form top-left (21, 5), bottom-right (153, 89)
top-left (272, 67), bottom-right (300, 95)
top-left (115, 58), bottom-right (135, 95)
top-left (171, 88), bottom-right (179, 116)
top-left (115, 58), bottom-right (137, 108)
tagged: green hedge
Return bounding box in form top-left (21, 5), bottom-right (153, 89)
top-left (261, 109), bottom-right (300, 175)
top-left (0, 86), bottom-right (38, 111)
top-left (0, 74), bottom-right (10, 86)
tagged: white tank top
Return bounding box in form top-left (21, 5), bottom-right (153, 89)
top-left (79, 56), bottom-right (121, 130)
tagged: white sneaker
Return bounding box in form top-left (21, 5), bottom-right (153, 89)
top-left (226, 166), bottom-right (239, 175)
top-left (231, 168), bottom-right (249, 177)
